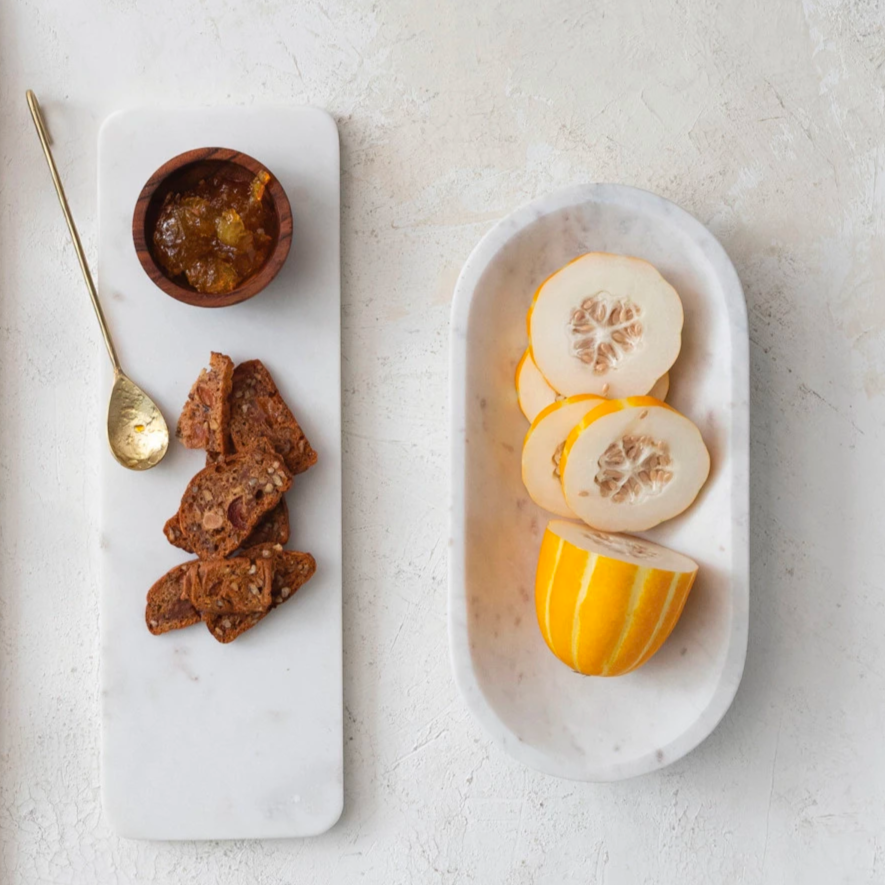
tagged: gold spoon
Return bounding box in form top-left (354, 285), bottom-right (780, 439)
top-left (26, 90), bottom-right (169, 470)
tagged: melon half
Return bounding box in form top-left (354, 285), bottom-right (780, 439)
top-left (535, 520), bottom-right (698, 676)
top-left (521, 394), bottom-right (604, 517)
top-left (529, 253), bottom-right (683, 398)
top-left (560, 397), bottom-right (710, 532)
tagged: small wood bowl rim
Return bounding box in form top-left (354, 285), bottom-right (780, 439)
top-left (132, 147), bottom-right (293, 308)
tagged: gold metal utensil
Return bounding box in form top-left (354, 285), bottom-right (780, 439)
top-left (26, 90), bottom-right (169, 470)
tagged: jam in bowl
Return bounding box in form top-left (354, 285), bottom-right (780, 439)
top-left (132, 148), bottom-right (292, 308)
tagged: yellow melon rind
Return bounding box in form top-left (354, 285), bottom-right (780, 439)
top-left (534, 520), bottom-right (698, 677)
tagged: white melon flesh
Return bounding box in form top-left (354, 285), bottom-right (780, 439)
top-left (549, 519), bottom-right (699, 573)
top-left (529, 253), bottom-right (683, 398)
top-left (648, 373), bottom-right (669, 401)
top-left (515, 350), bottom-right (562, 422)
top-left (560, 397), bottom-right (710, 532)
top-left (521, 395), bottom-right (605, 517)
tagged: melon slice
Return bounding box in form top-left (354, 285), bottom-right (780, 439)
top-left (535, 519), bottom-right (698, 676)
top-left (560, 397), bottom-right (710, 532)
top-left (648, 372), bottom-right (669, 401)
top-left (516, 349), bottom-right (563, 422)
top-left (528, 253), bottom-right (683, 398)
top-left (521, 394), bottom-right (604, 517)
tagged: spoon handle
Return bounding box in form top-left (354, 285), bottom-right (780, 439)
top-left (26, 90), bottom-right (122, 374)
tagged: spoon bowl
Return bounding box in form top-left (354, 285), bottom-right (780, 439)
top-left (107, 372), bottom-right (169, 470)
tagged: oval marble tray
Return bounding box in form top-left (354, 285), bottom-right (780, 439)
top-left (449, 184), bottom-right (749, 781)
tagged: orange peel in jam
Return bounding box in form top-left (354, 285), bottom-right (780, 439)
top-left (152, 168), bottom-right (276, 296)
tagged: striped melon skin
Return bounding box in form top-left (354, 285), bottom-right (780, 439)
top-left (534, 520), bottom-right (698, 676)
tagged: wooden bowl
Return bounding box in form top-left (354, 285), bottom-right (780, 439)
top-left (132, 147), bottom-right (292, 308)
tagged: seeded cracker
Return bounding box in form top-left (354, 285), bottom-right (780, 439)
top-left (230, 360), bottom-right (317, 475)
top-left (164, 499), bottom-right (290, 554)
top-left (176, 352), bottom-right (234, 455)
top-left (178, 451), bottom-right (292, 559)
top-left (186, 554), bottom-right (273, 614)
top-left (146, 562), bottom-right (201, 634)
top-left (163, 512), bottom-right (191, 552)
top-left (205, 546), bottom-right (316, 642)
top-left (147, 354), bottom-right (319, 643)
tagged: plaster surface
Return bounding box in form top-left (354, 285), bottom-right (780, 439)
top-left (1, 0), bottom-right (884, 882)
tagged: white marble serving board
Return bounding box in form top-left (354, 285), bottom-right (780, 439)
top-left (98, 107), bottom-right (342, 838)
top-left (449, 184), bottom-right (749, 781)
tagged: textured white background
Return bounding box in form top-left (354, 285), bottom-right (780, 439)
top-left (1, 0), bottom-right (884, 882)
